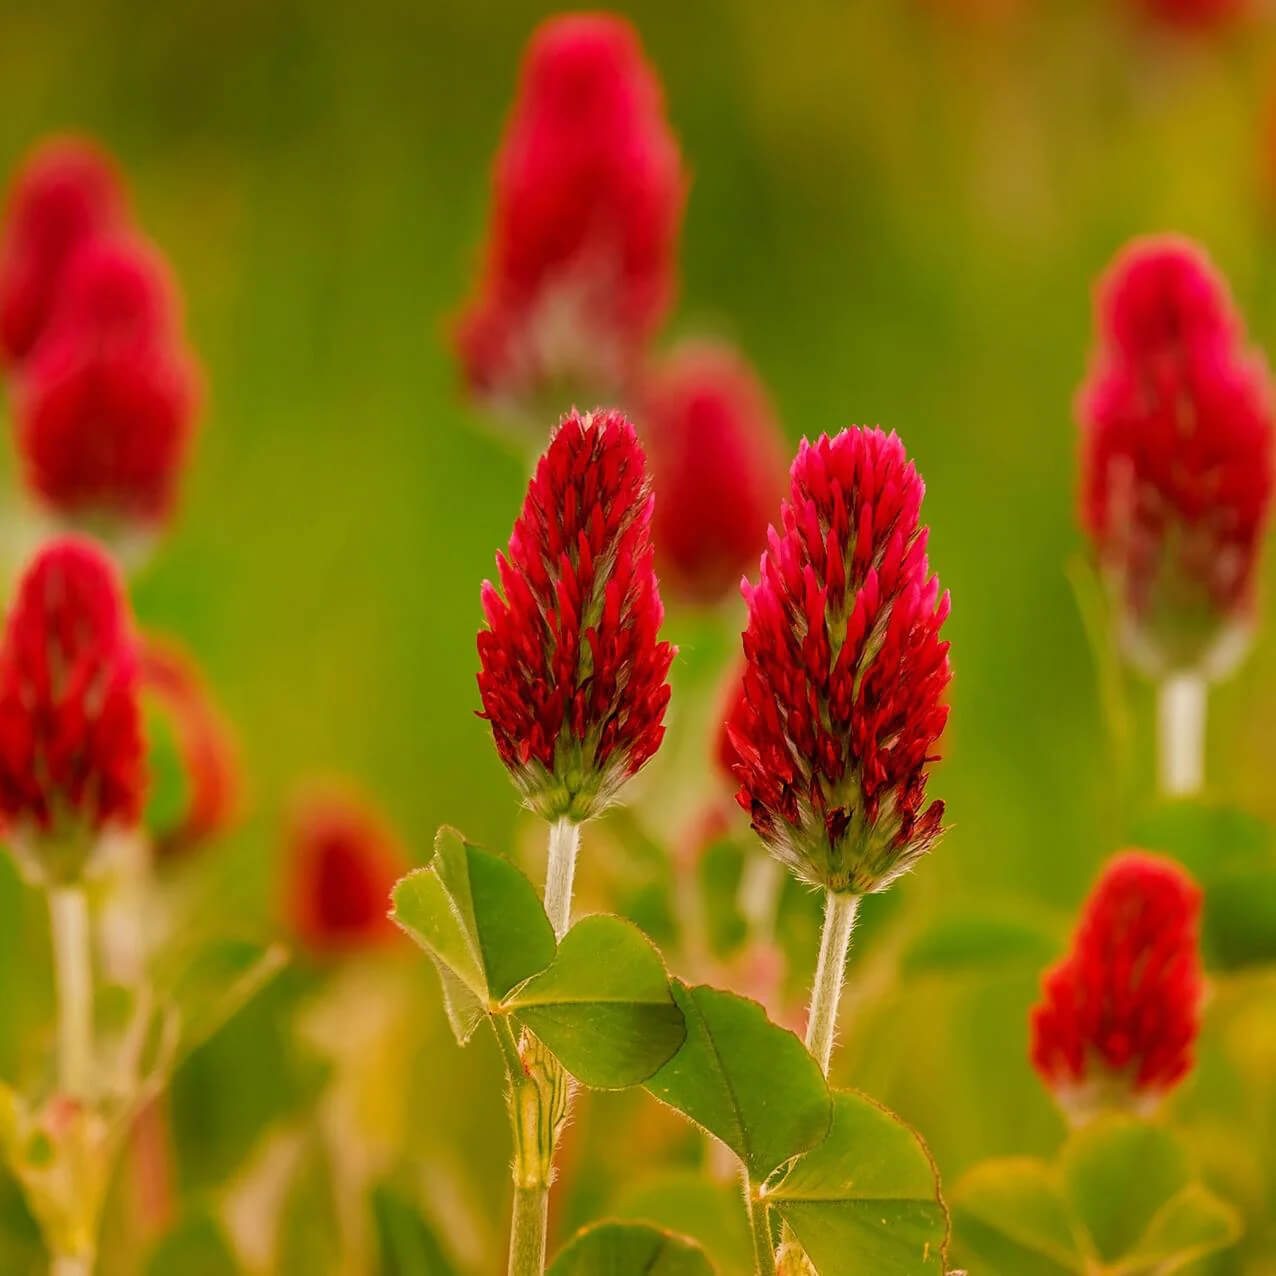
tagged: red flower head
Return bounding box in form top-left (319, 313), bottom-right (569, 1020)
top-left (1078, 237), bottom-right (1274, 677)
top-left (639, 340), bottom-right (788, 603)
top-left (454, 14), bottom-right (685, 420)
top-left (1030, 851), bottom-right (1204, 1119)
top-left (730, 428), bottom-right (951, 894)
top-left (478, 408), bottom-right (675, 820)
top-left (0, 137), bottom-right (126, 367)
top-left (715, 663), bottom-right (752, 792)
top-left (15, 320), bottom-right (201, 534)
top-left (283, 789), bottom-right (406, 955)
top-left (41, 232), bottom-right (180, 356)
top-left (139, 634), bottom-right (240, 861)
top-left (0, 536), bottom-right (144, 883)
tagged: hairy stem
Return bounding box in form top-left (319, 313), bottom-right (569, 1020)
top-left (507, 1185), bottom-right (549, 1276)
top-left (48, 886), bottom-right (93, 1100)
top-left (544, 817), bottom-right (580, 939)
top-left (805, 890), bottom-right (859, 1075)
top-left (743, 1171), bottom-right (778, 1276)
top-left (1157, 672), bottom-right (1206, 798)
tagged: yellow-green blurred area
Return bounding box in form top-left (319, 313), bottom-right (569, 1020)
top-left (2, 1), bottom-right (1276, 1273)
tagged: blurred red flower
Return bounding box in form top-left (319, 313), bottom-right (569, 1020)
top-left (284, 790), bottom-right (406, 955)
top-left (454, 14), bottom-right (685, 420)
top-left (1077, 236), bottom-right (1273, 676)
top-left (478, 408), bottom-right (674, 820)
top-left (639, 340), bottom-right (788, 604)
top-left (730, 428), bottom-right (951, 894)
top-left (0, 137), bottom-right (126, 367)
top-left (0, 537), bottom-right (143, 881)
top-left (1031, 851), bottom-right (1204, 1115)
top-left (139, 633), bottom-right (240, 861)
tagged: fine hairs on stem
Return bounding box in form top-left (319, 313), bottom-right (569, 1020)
top-left (48, 885), bottom-right (94, 1100)
top-left (805, 890), bottom-right (860, 1076)
top-left (544, 817), bottom-right (580, 939)
top-left (1157, 672), bottom-right (1206, 798)
top-left (742, 1167), bottom-right (778, 1276)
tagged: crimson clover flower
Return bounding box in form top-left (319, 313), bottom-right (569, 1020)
top-left (1031, 851), bottom-right (1204, 1118)
top-left (1078, 236), bottom-right (1274, 677)
top-left (454, 14), bottom-right (685, 419)
top-left (0, 136), bottom-right (125, 368)
top-left (639, 340), bottom-right (788, 604)
top-left (284, 789), bottom-right (406, 955)
top-left (478, 408), bottom-right (674, 821)
top-left (0, 537), bottom-right (144, 883)
top-left (729, 428), bottom-right (951, 894)
top-left (139, 633), bottom-right (240, 861)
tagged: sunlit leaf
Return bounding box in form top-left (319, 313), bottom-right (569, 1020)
top-left (644, 981), bottom-right (830, 1181)
top-left (614, 1171), bottom-right (753, 1276)
top-left (765, 1089), bottom-right (948, 1275)
top-left (507, 915), bottom-right (684, 1088)
top-left (391, 826), bottom-right (556, 1043)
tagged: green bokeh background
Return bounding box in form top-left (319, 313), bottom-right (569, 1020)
top-left (2, 0), bottom-right (1276, 1271)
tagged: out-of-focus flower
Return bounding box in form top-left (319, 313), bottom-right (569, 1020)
top-left (138, 634), bottom-right (239, 861)
top-left (454, 14), bottom-right (685, 422)
top-left (0, 536), bottom-right (143, 883)
top-left (40, 232), bottom-right (180, 356)
top-left (1128, 0), bottom-right (1243, 32)
top-left (729, 428), bottom-right (951, 895)
top-left (284, 790), bottom-right (407, 955)
top-left (639, 340), bottom-right (787, 603)
top-left (14, 322), bottom-right (201, 533)
top-left (1030, 851), bottom-right (1203, 1119)
top-left (478, 408), bottom-right (674, 821)
top-left (1078, 236), bottom-right (1273, 677)
top-left (0, 137), bottom-right (125, 367)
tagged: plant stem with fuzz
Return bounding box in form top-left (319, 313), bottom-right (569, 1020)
top-left (1157, 672), bottom-right (1206, 797)
top-left (805, 890), bottom-right (859, 1075)
top-left (544, 817), bottom-right (580, 939)
top-left (48, 886), bottom-right (93, 1099)
top-left (743, 1170), bottom-right (778, 1276)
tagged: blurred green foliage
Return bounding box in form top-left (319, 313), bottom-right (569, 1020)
top-left (3, 0), bottom-right (1276, 1271)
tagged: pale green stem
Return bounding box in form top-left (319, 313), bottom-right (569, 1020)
top-left (507, 1185), bottom-right (548, 1276)
top-left (48, 886), bottom-right (93, 1100)
top-left (743, 1169), bottom-right (778, 1276)
top-left (544, 817), bottom-right (580, 940)
top-left (1158, 672), bottom-right (1206, 798)
top-left (805, 890), bottom-right (859, 1076)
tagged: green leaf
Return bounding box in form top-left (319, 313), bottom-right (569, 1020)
top-left (370, 1182), bottom-right (455, 1274)
top-left (1061, 1116), bottom-right (1240, 1271)
top-left (614, 1171), bottom-right (754, 1276)
top-left (391, 827), bottom-right (556, 1043)
top-left (643, 981), bottom-right (830, 1181)
top-left (950, 1119), bottom-right (1241, 1276)
top-left (506, 914), bottom-right (684, 1088)
top-left (766, 1089), bottom-right (948, 1275)
top-left (547, 1221), bottom-right (716, 1274)
top-left (950, 1159), bottom-right (1083, 1275)
top-left (145, 1213), bottom-right (240, 1276)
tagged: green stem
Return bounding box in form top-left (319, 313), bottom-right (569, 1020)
top-left (743, 1172), bottom-right (778, 1276)
top-left (507, 1185), bottom-right (549, 1276)
top-left (804, 890), bottom-right (859, 1075)
top-left (543, 817), bottom-right (580, 939)
top-left (48, 886), bottom-right (93, 1100)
